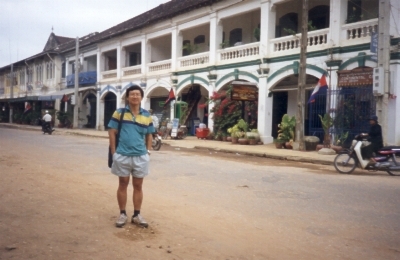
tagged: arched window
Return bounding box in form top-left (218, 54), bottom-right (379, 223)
top-left (308, 5), bottom-right (330, 30)
top-left (194, 35), bottom-right (205, 44)
top-left (277, 13), bottom-right (298, 37)
top-left (36, 65), bottom-right (43, 83)
top-left (46, 63), bottom-right (50, 79)
top-left (182, 40), bottom-right (191, 56)
top-left (229, 28), bottom-right (242, 46)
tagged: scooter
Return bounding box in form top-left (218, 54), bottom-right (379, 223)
top-left (333, 134), bottom-right (400, 176)
top-left (42, 121), bottom-right (54, 135)
top-left (152, 133), bottom-right (162, 151)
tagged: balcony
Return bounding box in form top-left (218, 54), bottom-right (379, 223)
top-left (218, 42), bottom-right (260, 63)
top-left (342, 18), bottom-right (378, 42)
top-left (67, 71), bottom-right (97, 87)
top-left (122, 65), bottom-right (142, 77)
top-left (178, 52), bottom-right (210, 69)
top-left (101, 70), bottom-right (117, 80)
top-left (148, 60), bottom-right (171, 73)
top-left (270, 28), bottom-right (329, 54)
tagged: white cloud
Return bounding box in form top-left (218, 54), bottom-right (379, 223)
top-left (0, 0), bottom-right (169, 67)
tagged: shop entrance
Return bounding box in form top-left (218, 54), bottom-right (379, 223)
top-left (104, 92), bottom-right (116, 129)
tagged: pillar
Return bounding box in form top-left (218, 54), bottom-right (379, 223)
top-left (258, 73), bottom-right (273, 144)
top-left (209, 12), bottom-right (222, 65)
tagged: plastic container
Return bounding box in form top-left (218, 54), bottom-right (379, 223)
top-left (196, 128), bottom-right (210, 139)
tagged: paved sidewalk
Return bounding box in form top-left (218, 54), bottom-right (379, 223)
top-left (0, 123), bottom-right (336, 166)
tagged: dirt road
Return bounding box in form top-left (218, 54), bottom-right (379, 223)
top-left (1, 129), bottom-right (399, 260)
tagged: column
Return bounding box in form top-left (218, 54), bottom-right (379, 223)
top-left (207, 81), bottom-right (216, 132)
top-left (171, 26), bottom-right (180, 71)
top-left (260, 0), bottom-right (274, 57)
top-left (329, 0), bottom-right (347, 46)
top-left (209, 12), bottom-right (222, 65)
top-left (96, 50), bottom-right (101, 82)
top-left (116, 44), bottom-right (121, 79)
top-left (257, 74), bottom-right (273, 144)
top-left (141, 36), bottom-right (147, 75)
top-left (116, 86), bottom-right (122, 109)
top-left (96, 87), bottom-right (101, 130)
top-left (65, 58), bottom-right (70, 77)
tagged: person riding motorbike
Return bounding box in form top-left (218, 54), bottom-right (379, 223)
top-left (42, 110), bottom-right (53, 132)
top-left (361, 115), bottom-right (383, 162)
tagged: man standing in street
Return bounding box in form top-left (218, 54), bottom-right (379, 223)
top-left (108, 85), bottom-right (154, 228)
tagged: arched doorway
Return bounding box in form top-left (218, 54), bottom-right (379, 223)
top-left (82, 93), bottom-right (97, 128)
top-left (178, 84), bottom-right (209, 135)
top-left (270, 74), bottom-right (319, 138)
top-left (104, 92), bottom-right (116, 129)
top-left (147, 86), bottom-right (169, 125)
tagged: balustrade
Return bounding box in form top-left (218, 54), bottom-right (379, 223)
top-left (179, 52), bottom-right (209, 68)
top-left (218, 42), bottom-right (260, 61)
top-left (271, 29), bottom-right (328, 52)
top-left (123, 65), bottom-right (142, 76)
top-left (148, 60), bottom-right (171, 72)
top-left (342, 19), bottom-right (378, 40)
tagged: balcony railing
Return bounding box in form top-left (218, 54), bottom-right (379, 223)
top-left (342, 18), bottom-right (378, 40)
top-left (122, 65), bottom-right (142, 76)
top-left (148, 60), bottom-right (171, 72)
top-left (178, 52), bottom-right (209, 68)
top-left (218, 42), bottom-right (260, 61)
top-left (67, 71), bottom-right (97, 86)
top-left (101, 69), bottom-right (117, 79)
top-left (271, 28), bottom-right (329, 53)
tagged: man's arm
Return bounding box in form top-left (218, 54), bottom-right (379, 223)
top-left (145, 133), bottom-right (153, 152)
top-left (109, 129), bottom-right (118, 154)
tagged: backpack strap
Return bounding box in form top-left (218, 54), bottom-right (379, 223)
top-left (115, 108), bottom-right (126, 149)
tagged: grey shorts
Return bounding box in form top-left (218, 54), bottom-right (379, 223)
top-left (111, 153), bottom-right (150, 178)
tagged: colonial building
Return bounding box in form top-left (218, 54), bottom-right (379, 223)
top-left (1, 0), bottom-right (399, 145)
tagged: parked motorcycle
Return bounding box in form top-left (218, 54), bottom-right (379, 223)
top-left (42, 121), bottom-right (54, 135)
top-left (333, 134), bottom-right (400, 176)
top-left (152, 133), bottom-right (162, 151)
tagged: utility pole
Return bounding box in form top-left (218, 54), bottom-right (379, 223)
top-left (295, 0), bottom-right (308, 151)
top-left (9, 63), bottom-right (13, 124)
top-left (73, 37), bottom-right (80, 128)
top-left (377, 0), bottom-right (390, 145)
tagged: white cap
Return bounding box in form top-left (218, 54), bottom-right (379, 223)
top-left (45, 110), bottom-right (49, 113)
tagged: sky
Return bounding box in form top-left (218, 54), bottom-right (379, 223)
top-left (0, 0), bottom-right (170, 68)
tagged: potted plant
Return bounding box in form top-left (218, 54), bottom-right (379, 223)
top-left (246, 134), bottom-right (257, 145)
top-left (274, 139), bottom-right (286, 149)
top-left (318, 113), bottom-right (333, 148)
top-left (277, 114), bottom-right (295, 149)
top-left (56, 110), bottom-right (72, 128)
top-left (237, 131), bottom-right (248, 145)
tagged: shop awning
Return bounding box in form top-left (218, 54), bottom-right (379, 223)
top-left (38, 86), bottom-right (95, 101)
top-left (0, 96), bottom-right (39, 103)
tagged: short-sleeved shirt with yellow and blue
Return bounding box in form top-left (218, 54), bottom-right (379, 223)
top-left (108, 106), bottom-right (155, 156)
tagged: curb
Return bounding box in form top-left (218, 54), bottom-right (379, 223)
top-left (192, 146), bottom-right (333, 166)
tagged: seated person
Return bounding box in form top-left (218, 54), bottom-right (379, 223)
top-left (361, 115), bottom-right (383, 162)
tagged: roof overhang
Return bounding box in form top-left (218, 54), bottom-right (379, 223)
top-left (38, 86), bottom-right (95, 101)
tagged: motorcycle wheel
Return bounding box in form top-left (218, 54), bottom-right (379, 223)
top-left (333, 153), bottom-right (357, 174)
top-left (152, 139), bottom-right (161, 151)
top-left (387, 156), bottom-right (400, 176)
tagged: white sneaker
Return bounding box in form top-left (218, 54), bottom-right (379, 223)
top-left (115, 213), bottom-right (128, 227)
top-left (131, 214), bottom-right (148, 228)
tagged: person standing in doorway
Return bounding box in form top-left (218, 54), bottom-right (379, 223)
top-left (108, 85), bottom-right (154, 228)
top-left (149, 109), bottom-right (159, 136)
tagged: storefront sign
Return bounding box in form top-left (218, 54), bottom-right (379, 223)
top-left (337, 68), bottom-right (373, 87)
top-left (230, 81), bottom-right (258, 101)
top-left (170, 118), bottom-right (179, 138)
